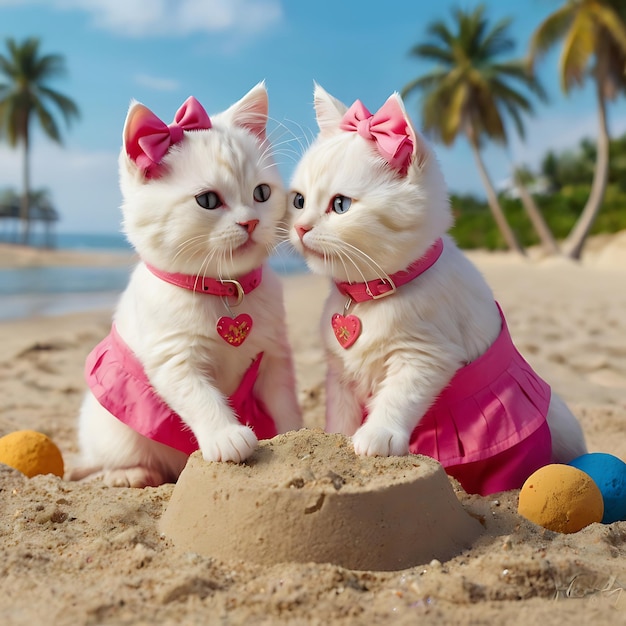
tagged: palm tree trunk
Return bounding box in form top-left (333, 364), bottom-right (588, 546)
top-left (562, 81), bottom-right (610, 260)
top-left (19, 133), bottom-right (31, 245)
top-left (468, 139), bottom-right (526, 255)
top-left (513, 172), bottom-right (560, 255)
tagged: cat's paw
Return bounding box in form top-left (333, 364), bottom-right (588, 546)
top-left (71, 466), bottom-right (167, 488)
top-left (105, 466), bottom-right (167, 488)
top-left (201, 424), bottom-right (258, 463)
top-left (352, 423), bottom-right (410, 457)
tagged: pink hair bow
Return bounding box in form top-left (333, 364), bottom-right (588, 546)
top-left (126, 96), bottom-right (212, 178)
top-left (340, 98), bottom-right (413, 174)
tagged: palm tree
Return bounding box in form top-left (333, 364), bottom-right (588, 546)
top-left (511, 168), bottom-right (560, 254)
top-left (0, 37), bottom-right (79, 244)
top-left (402, 4), bottom-right (550, 255)
top-left (529, 0), bottom-right (626, 259)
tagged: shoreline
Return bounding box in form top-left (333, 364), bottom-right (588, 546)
top-left (0, 241), bottom-right (136, 269)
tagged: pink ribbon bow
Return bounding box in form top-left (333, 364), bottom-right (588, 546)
top-left (340, 98), bottom-right (413, 174)
top-left (126, 96), bottom-right (212, 178)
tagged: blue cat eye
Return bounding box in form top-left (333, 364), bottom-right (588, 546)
top-left (254, 184), bottom-right (271, 203)
top-left (293, 193), bottom-right (305, 210)
top-left (195, 191), bottom-right (223, 210)
top-left (331, 195), bottom-right (352, 214)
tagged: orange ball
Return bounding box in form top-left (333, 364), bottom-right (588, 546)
top-left (0, 430), bottom-right (64, 478)
top-left (518, 464), bottom-right (604, 533)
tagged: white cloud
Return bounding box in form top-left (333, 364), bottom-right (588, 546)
top-left (134, 73), bottom-right (180, 92)
top-left (17, 0), bottom-right (285, 38)
top-left (0, 142), bottom-right (122, 233)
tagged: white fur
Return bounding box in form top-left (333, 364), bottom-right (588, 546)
top-left (71, 84), bottom-right (301, 487)
top-left (289, 84), bottom-right (586, 462)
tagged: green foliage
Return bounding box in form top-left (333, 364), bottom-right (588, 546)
top-left (450, 184), bottom-right (626, 250)
top-left (540, 143), bottom-right (595, 190)
top-left (452, 130), bottom-right (626, 250)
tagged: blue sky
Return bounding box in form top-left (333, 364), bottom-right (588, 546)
top-left (1, 0), bottom-right (625, 234)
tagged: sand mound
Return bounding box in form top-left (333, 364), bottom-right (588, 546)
top-left (590, 230), bottom-right (626, 268)
top-left (160, 429), bottom-right (483, 571)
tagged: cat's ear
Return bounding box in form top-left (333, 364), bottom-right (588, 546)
top-left (223, 82), bottom-right (268, 140)
top-left (313, 83), bottom-right (348, 136)
top-left (123, 100), bottom-right (170, 179)
top-left (386, 92), bottom-right (428, 172)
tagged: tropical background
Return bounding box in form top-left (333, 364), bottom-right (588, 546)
top-left (1, 0), bottom-right (626, 261)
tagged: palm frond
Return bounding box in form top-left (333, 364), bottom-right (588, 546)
top-left (400, 69), bottom-right (450, 99)
top-left (424, 20), bottom-right (455, 48)
top-left (0, 37), bottom-right (80, 145)
top-left (402, 4), bottom-right (546, 150)
top-left (409, 43), bottom-right (454, 65)
top-left (560, 10), bottom-right (595, 91)
top-left (489, 77), bottom-right (535, 116)
top-left (33, 102), bottom-right (62, 143)
top-left (491, 60), bottom-right (549, 101)
top-left (501, 100), bottom-right (526, 140)
top-left (593, 2), bottom-right (626, 53)
top-left (529, 5), bottom-right (574, 64)
top-left (38, 85), bottom-right (80, 125)
top-left (479, 16), bottom-right (515, 58)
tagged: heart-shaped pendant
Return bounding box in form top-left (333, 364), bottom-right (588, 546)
top-left (331, 313), bottom-right (361, 349)
top-left (217, 314), bottom-right (253, 347)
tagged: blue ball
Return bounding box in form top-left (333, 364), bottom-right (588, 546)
top-left (569, 453), bottom-right (626, 524)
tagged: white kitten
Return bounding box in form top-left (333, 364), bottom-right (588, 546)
top-left (71, 84), bottom-right (301, 487)
top-left (288, 84), bottom-right (586, 495)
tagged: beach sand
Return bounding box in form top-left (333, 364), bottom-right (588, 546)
top-left (0, 235), bottom-right (625, 624)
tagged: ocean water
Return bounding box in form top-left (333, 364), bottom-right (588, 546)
top-left (0, 232), bottom-right (308, 321)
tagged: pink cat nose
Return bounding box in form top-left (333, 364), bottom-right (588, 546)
top-left (238, 219), bottom-right (259, 234)
top-left (295, 224), bottom-right (311, 241)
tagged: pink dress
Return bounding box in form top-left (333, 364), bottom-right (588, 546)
top-left (85, 325), bottom-right (277, 455)
top-left (365, 305), bottom-right (553, 495)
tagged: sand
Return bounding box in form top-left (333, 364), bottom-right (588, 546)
top-left (1, 235), bottom-right (625, 624)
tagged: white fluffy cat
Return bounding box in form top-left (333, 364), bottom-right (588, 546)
top-left (71, 84), bottom-right (301, 488)
top-left (289, 84), bottom-right (586, 495)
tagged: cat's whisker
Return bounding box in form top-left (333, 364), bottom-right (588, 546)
top-left (194, 247), bottom-right (220, 292)
top-left (265, 118), bottom-right (298, 144)
top-left (310, 237), bottom-right (390, 286)
top-left (339, 241), bottom-right (392, 285)
top-left (319, 241), bottom-right (349, 275)
top-left (264, 149), bottom-right (301, 167)
top-left (215, 249), bottom-right (227, 283)
top-left (257, 123), bottom-right (303, 169)
top-left (267, 116), bottom-right (309, 158)
top-left (257, 143), bottom-right (280, 169)
top-left (173, 235), bottom-right (204, 259)
top-left (174, 234), bottom-right (210, 265)
top-left (263, 136), bottom-right (299, 155)
top-left (275, 224), bottom-right (293, 243)
top-left (272, 239), bottom-right (301, 262)
top-left (282, 117), bottom-right (316, 153)
top-left (334, 247), bottom-right (372, 286)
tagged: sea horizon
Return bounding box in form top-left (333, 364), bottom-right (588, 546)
top-left (0, 230), bottom-right (309, 321)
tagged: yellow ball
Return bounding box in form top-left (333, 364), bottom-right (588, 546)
top-left (518, 464), bottom-right (604, 533)
top-left (0, 430), bottom-right (64, 478)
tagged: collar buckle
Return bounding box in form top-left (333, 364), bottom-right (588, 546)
top-left (367, 278), bottom-right (397, 300)
top-left (220, 279), bottom-right (244, 306)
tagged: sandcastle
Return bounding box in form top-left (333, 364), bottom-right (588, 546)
top-left (160, 429), bottom-right (483, 571)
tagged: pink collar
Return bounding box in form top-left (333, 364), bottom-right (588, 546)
top-left (145, 263), bottom-right (263, 303)
top-left (335, 238), bottom-right (443, 303)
